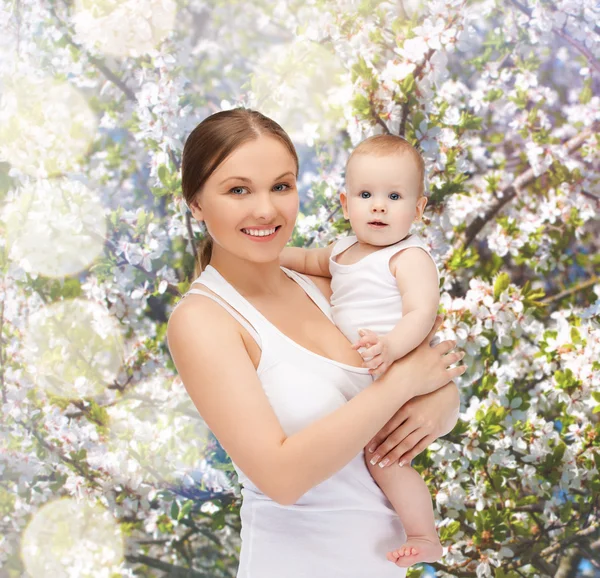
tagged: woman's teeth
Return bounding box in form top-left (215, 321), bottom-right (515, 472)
top-left (242, 227), bottom-right (277, 237)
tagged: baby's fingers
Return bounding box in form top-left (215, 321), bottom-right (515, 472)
top-left (351, 337), bottom-right (372, 350)
top-left (351, 334), bottom-right (379, 350)
top-left (362, 343), bottom-right (382, 358)
top-left (363, 355), bottom-right (384, 370)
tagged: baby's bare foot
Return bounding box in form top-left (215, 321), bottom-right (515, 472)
top-left (386, 537), bottom-right (443, 568)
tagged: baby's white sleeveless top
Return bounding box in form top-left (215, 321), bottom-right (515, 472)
top-left (176, 264), bottom-right (407, 578)
top-left (329, 233), bottom-right (440, 344)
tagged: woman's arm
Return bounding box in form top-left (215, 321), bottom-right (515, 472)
top-left (168, 301), bottom-right (465, 506)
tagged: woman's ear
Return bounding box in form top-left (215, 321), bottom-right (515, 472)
top-left (413, 196), bottom-right (428, 222)
top-left (188, 195), bottom-right (204, 222)
top-left (340, 191), bottom-right (350, 220)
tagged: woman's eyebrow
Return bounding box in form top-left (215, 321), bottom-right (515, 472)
top-left (219, 175), bottom-right (252, 185)
top-left (219, 171), bottom-right (295, 186)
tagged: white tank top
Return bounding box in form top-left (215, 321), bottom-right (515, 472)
top-left (329, 233), bottom-right (440, 344)
top-left (176, 264), bottom-right (407, 578)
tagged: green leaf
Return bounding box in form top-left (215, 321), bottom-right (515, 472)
top-left (178, 499), bottom-right (194, 520)
top-left (494, 272), bottom-right (510, 300)
top-left (158, 164), bottom-right (169, 187)
top-left (170, 500), bottom-right (180, 520)
top-left (401, 73), bottom-right (415, 94)
top-left (580, 77), bottom-right (593, 105)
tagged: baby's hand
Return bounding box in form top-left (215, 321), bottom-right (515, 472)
top-left (351, 329), bottom-right (395, 379)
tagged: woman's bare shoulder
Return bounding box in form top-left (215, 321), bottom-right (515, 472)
top-left (168, 290), bottom-right (242, 345)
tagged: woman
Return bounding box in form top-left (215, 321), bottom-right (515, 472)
top-left (167, 109), bottom-right (466, 578)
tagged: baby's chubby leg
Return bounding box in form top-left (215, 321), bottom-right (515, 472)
top-left (365, 452), bottom-right (443, 568)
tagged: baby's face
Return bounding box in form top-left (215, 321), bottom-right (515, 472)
top-left (341, 152), bottom-right (427, 247)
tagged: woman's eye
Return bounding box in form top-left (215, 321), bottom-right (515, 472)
top-left (389, 193), bottom-right (400, 200)
top-left (230, 186), bottom-right (248, 195)
top-left (273, 183), bottom-right (291, 192)
top-left (360, 191), bottom-right (371, 199)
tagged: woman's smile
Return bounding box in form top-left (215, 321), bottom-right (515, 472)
top-left (241, 225), bottom-right (282, 241)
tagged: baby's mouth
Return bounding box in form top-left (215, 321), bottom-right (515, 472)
top-left (368, 221), bottom-right (388, 227)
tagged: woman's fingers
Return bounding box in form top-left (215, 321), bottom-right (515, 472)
top-left (450, 364), bottom-right (468, 379)
top-left (371, 429), bottom-right (424, 467)
top-left (444, 350), bottom-right (465, 365)
top-left (436, 338), bottom-right (457, 354)
top-left (367, 422), bottom-right (420, 466)
top-left (366, 410), bottom-right (408, 454)
top-left (397, 434), bottom-right (436, 466)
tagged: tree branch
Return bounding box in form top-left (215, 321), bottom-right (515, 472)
top-left (553, 547), bottom-right (582, 578)
top-left (509, 0), bottom-right (600, 76)
top-left (541, 275), bottom-right (599, 304)
top-left (553, 27), bottom-right (600, 76)
top-left (452, 122), bottom-right (598, 252)
top-left (47, 3), bottom-right (136, 101)
top-left (125, 554), bottom-right (213, 577)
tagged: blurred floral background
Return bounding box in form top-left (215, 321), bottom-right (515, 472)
top-left (0, 0), bottom-right (599, 576)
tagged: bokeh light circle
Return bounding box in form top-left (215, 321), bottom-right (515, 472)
top-left (249, 38), bottom-right (351, 145)
top-left (22, 298), bottom-right (124, 398)
top-left (106, 374), bottom-right (210, 486)
top-left (0, 75), bottom-right (97, 177)
top-left (21, 497), bottom-right (124, 578)
top-left (73, 0), bottom-right (178, 58)
top-left (2, 178), bottom-right (107, 278)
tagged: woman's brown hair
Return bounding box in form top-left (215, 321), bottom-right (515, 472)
top-left (181, 108), bottom-right (299, 279)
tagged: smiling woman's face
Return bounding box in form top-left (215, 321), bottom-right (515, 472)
top-left (189, 134), bottom-right (299, 264)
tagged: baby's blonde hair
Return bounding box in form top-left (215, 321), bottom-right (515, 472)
top-left (346, 134), bottom-right (425, 197)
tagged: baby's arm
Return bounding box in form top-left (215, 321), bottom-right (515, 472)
top-left (279, 242), bottom-right (335, 278)
top-left (385, 248), bottom-right (440, 359)
top-left (354, 248), bottom-right (439, 377)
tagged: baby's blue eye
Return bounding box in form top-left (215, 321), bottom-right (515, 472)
top-left (389, 193), bottom-right (400, 200)
top-left (360, 191), bottom-right (371, 199)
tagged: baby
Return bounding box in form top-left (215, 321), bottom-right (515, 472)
top-left (280, 134), bottom-right (444, 568)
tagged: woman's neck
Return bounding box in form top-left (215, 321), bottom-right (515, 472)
top-left (208, 252), bottom-right (289, 298)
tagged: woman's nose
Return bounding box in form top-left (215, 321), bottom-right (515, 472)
top-left (252, 191), bottom-right (278, 220)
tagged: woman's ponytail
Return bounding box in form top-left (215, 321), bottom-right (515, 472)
top-left (194, 234), bottom-right (213, 278)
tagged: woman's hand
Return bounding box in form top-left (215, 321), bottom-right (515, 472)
top-left (366, 380), bottom-right (460, 468)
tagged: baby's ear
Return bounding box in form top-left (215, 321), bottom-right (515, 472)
top-left (414, 195), bottom-right (427, 222)
top-left (340, 191), bottom-right (350, 219)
